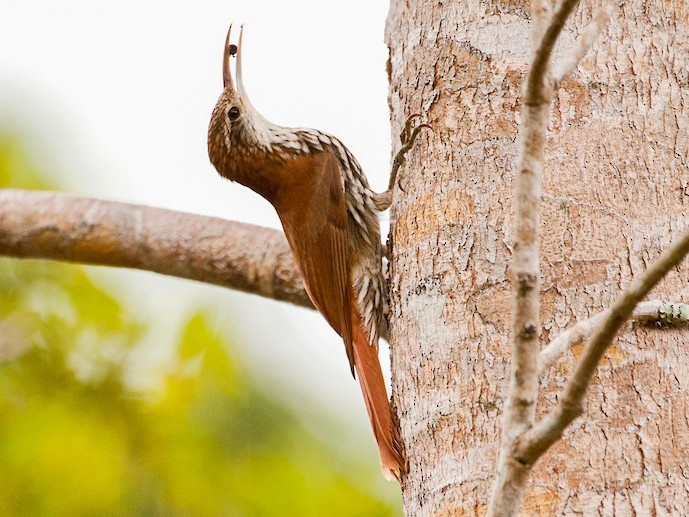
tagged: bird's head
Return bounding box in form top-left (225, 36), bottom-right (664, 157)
top-left (208, 24), bottom-right (275, 178)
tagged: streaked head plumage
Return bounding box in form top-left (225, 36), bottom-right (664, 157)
top-left (208, 23), bottom-right (278, 173)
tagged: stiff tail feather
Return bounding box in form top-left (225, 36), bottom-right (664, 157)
top-left (351, 319), bottom-right (405, 481)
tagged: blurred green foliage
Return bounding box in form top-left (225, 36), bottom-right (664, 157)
top-left (0, 136), bottom-right (400, 516)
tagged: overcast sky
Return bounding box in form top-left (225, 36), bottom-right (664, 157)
top-left (0, 1), bottom-right (394, 429)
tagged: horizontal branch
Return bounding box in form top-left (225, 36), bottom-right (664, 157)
top-left (0, 189), bottom-right (312, 309)
top-left (538, 300), bottom-right (689, 375)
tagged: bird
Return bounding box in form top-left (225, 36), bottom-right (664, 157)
top-left (207, 24), bottom-right (427, 481)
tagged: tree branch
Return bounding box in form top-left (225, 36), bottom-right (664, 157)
top-left (518, 227), bottom-right (689, 465)
top-left (489, 1), bottom-right (584, 514)
top-left (0, 188), bottom-right (312, 309)
top-left (506, 0), bottom-right (590, 448)
top-left (554, 0), bottom-right (617, 82)
top-left (526, 0), bottom-right (582, 106)
top-left (539, 300), bottom-right (689, 376)
top-left (531, 0), bottom-right (552, 43)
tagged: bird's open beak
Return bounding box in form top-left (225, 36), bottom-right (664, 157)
top-left (235, 25), bottom-right (250, 103)
top-left (222, 24), bottom-right (235, 90)
top-left (221, 23), bottom-right (259, 116)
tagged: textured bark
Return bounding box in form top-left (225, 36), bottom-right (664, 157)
top-left (0, 189), bottom-right (311, 309)
top-left (386, 1), bottom-right (689, 515)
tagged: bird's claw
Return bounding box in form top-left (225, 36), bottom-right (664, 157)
top-left (373, 114), bottom-right (430, 210)
top-left (390, 115), bottom-right (432, 193)
top-left (400, 113), bottom-right (422, 144)
top-left (397, 167), bottom-right (408, 193)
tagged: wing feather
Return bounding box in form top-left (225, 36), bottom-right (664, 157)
top-left (276, 152), bottom-right (355, 374)
top-left (274, 150), bottom-right (403, 477)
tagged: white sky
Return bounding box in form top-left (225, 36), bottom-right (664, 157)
top-left (0, 1), bottom-right (394, 432)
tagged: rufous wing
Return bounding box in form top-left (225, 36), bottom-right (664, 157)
top-left (276, 150), bottom-right (405, 479)
top-left (275, 151), bottom-right (355, 374)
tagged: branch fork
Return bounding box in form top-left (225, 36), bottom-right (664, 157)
top-left (484, 0), bottom-right (689, 514)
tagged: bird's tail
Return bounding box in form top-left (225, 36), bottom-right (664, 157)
top-left (351, 318), bottom-right (405, 482)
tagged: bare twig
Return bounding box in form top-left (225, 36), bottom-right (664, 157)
top-left (518, 228), bottom-right (689, 465)
top-left (488, 1), bottom-right (584, 514)
top-left (539, 312), bottom-right (607, 375)
top-left (505, 105), bottom-right (547, 433)
top-left (531, 0), bottom-right (553, 42)
top-left (0, 188), bottom-right (312, 309)
top-left (554, 0), bottom-right (617, 82)
top-left (538, 299), bottom-right (688, 375)
top-left (388, 123), bottom-right (431, 192)
top-left (374, 114), bottom-right (431, 211)
top-left (526, 0), bottom-right (582, 106)
top-left (506, 0), bottom-right (587, 445)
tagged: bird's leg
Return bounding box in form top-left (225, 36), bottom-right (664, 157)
top-left (374, 114), bottom-right (431, 211)
top-left (391, 114), bottom-right (431, 192)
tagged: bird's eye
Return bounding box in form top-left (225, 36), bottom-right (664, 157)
top-left (228, 106), bottom-right (240, 121)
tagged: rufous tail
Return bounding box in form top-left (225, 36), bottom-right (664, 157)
top-left (352, 320), bottom-right (405, 482)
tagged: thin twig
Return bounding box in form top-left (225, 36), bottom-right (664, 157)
top-left (539, 312), bottom-right (607, 375)
top-left (554, 0), bottom-right (617, 82)
top-left (505, 0), bottom-right (585, 443)
top-left (388, 123), bottom-right (431, 192)
top-left (526, 0), bottom-right (582, 106)
top-left (531, 0), bottom-right (553, 43)
top-left (518, 228), bottom-right (689, 465)
top-left (488, 1), bottom-right (585, 515)
top-left (505, 106), bottom-right (547, 434)
top-left (374, 115), bottom-right (431, 211)
top-left (0, 188), bottom-right (312, 309)
top-left (538, 300), bottom-right (689, 376)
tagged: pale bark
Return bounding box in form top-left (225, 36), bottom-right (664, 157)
top-left (2, 1), bottom-right (689, 514)
top-left (386, 0), bottom-right (689, 515)
top-left (0, 189), bottom-right (311, 309)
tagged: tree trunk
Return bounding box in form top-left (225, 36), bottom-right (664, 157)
top-left (386, 1), bottom-right (689, 514)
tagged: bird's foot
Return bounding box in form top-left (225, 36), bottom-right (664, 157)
top-left (374, 114), bottom-right (431, 210)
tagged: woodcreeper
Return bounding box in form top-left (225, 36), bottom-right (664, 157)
top-left (207, 24), bottom-right (427, 481)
